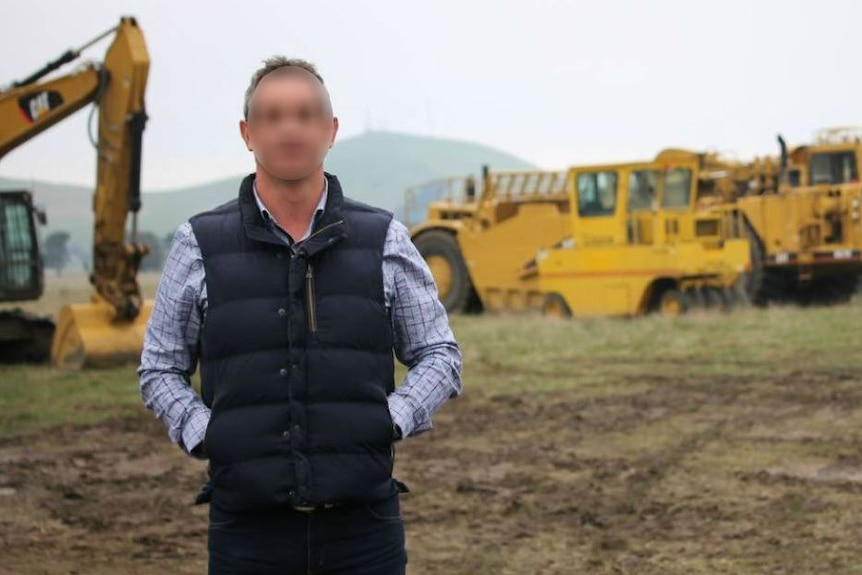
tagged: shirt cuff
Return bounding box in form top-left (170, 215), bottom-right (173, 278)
top-left (181, 406), bottom-right (211, 459)
top-left (387, 393), bottom-right (432, 439)
top-left (387, 394), bottom-right (413, 438)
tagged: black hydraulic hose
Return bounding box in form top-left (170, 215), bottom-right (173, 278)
top-left (128, 109), bottom-right (147, 216)
top-left (10, 24), bottom-right (117, 88)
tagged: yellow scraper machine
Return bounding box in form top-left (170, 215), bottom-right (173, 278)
top-left (729, 129), bottom-right (862, 305)
top-left (0, 17), bottom-right (152, 367)
top-left (407, 151), bottom-right (750, 318)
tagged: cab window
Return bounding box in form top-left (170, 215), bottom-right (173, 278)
top-left (628, 170), bottom-right (658, 211)
top-left (810, 152), bottom-right (858, 185)
top-left (577, 171), bottom-right (618, 217)
top-left (661, 168), bottom-right (693, 209)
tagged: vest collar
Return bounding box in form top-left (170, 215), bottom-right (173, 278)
top-left (239, 172), bottom-right (349, 256)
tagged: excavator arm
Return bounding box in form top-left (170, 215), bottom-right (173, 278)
top-left (0, 17), bottom-right (152, 368)
top-left (0, 66), bottom-right (103, 159)
top-left (88, 16), bottom-right (149, 321)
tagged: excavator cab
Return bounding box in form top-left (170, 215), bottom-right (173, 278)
top-left (0, 191), bottom-right (43, 303)
top-left (0, 191), bottom-right (55, 362)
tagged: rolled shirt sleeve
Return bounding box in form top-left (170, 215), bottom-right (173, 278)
top-left (383, 219), bottom-right (463, 438)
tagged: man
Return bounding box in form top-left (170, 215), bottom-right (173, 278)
top-left (138, 56), bottom-right (463, 574)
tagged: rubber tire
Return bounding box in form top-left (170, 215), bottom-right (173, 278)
top-left (687, 288), bottom-right (706, 310)
top-left (722, 286), bottom-right (740, 311)
top-left (542, 293), bottom-right (572, 318)
top-left (743, 219), bottom-right (788, 306)
top-left (800, 275), bottom-right (859, 306)
top-left (705, 287), bottom-right (726, 310)
top-left (412, 231), bottom-right (475, 314)
top-left (658, 289), bottom-right (690, 317)
top-left (0, 309), bottom-right (55, 363)
top-left (730, 276), bottom-right (751, 308)
top-left (825, 275), bottom-right (860, 304)
top-left (745, 219), bottom-right (855, 306)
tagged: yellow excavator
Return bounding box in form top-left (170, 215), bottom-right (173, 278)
top-left (0, 16), bottom-right (151, 368)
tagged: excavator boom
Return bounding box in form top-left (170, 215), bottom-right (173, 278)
top-left (0, 66), bottom-right (102, 160)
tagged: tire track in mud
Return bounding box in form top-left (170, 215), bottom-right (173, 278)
top-left (560, 368), bottom-right (862, 569)
top-left (403, 364), bottom-right (862, 572)
top-left (468, 359), bottom-right (862, 438)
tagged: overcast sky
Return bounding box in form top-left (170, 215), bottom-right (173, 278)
top-left (1, 0), bottom-right (857, 190)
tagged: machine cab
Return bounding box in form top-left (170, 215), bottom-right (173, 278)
top-left (567, 158), bottom-right (701, 249)
top-left (807, 147), bottom-right (859, 186)
top-left (0, 191), bottom-right (44, 303)
top-left (792, 128), bottom-right (862, 187)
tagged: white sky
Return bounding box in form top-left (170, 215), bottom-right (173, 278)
top-left (1, 0), bottom-right (857, 190)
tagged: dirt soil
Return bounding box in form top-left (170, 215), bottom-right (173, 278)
top-left (3, 364), bottom-right (862, 574)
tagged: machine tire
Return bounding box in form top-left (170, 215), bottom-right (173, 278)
top-left (826, 275), bottom-right (860, 304)
top-left (729, 276), bottom-right (751, 308)
top-left (686, 287), bottom-right (706, 310)
top-left (413, 230), bottom-right (476, 314)
top-left (705, 287), bottom-right (727, 311)
top-left (743, 219), bottom-right (788, 306)
top-left (801, 275), bottom-right (859, 306)
top-left (658, 289), bottom-right (690, 317)
top-left (0, 309), bottom-right (55, 363)
top-left (542, 293), bottom-right (572, 319)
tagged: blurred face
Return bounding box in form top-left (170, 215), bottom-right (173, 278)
top-left (240, 70), bottom-right (338, 181)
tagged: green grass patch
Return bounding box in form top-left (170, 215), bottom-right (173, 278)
top-left (2, 302), bottom-right (861, 438)
top-left (0, 365), bottom-right (143, 436)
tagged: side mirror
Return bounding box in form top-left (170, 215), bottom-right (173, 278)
top-left (34, 205), bottom-right (47, 226)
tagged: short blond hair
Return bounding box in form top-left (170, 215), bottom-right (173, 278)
top-left (243, 56), bottom-right (330, 119)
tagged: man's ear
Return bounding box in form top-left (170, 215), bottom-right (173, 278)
top-left (239, 119), bottom-right (253, 151)
top-left (329, 116), bottom-right (339, 149)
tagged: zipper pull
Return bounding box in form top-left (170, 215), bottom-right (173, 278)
top-left (306, 263), bottom-right (317, 333)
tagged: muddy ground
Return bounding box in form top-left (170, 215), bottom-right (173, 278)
top-left (3, 367), bottom-right (862, 573)
top-left (2, 301), bottom-right (862, 573)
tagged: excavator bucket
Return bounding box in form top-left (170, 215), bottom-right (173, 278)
top-left (50, 298), bottom-right (154, 369)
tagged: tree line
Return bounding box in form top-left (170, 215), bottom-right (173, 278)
top-left (43, 231), bottom-right (173, 275)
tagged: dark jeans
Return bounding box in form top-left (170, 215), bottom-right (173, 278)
top-left (207, 493), bottom-right (407, 575)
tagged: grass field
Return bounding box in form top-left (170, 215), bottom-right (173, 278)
top-left (2, 273), bottom-right (862, 573)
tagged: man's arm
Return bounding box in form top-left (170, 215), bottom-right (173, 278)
top-left (137, 222), bottom-right (210, 458)
top-left (383, 219), bottom-right (463, 439)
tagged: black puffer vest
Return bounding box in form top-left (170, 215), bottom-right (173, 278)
top-left (189, 172), bottom-right (398, 512)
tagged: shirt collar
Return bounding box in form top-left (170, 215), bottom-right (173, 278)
top-left (252, 176), bottom-right (329, 229)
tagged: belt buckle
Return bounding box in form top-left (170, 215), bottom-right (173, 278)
top-left (292, 502), bottom-right (338, 514)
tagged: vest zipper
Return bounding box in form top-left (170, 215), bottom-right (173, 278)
top-left (299, 219), bottom-right (343, 334)
top-left (302, 219), bottom-right (344, 245)
top-left (306, 263), bottom-right (317, 333)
